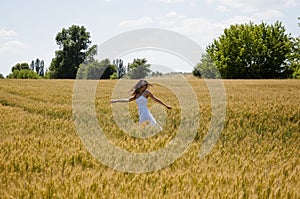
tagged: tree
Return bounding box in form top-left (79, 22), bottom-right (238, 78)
top-left (30, 60), bottom-right (34, 71)
top-left (11, 63), bottom-right (30, 72)
top-left (285, 17), bottom-right (300, 78)
top-left (151, 71), bottom-right (163, 77)
top-left (110, 72), bottom-right (118, 79)
top-left (127, 58), bottom-right (151, 79)
top-left (0, 73), bottom-right (4, 79)
top-left (207, 21), bottom-right (293, 79)
top-left (35, 58), bottom-right (40, 75)
top-left (113, 59), bottom-right (126, 79)
top-left (9, 62), bottom-right (41, 79)
top-left (30, 58), bottom-right (45, 76)
top-left (84, 44), bottom-right (97, 64)
top-left (284, 36), bottom-right (300, 78)
top-left (77, 59), bottom-right (116, 79)
top-left (7, 69), bottom-right (40, 79)
top-left (193, 53), bottom-right (221, 78)
top-left (39, 60), bottom-right (45, 76)
top-left (49, 25), bottom-right (92, 78)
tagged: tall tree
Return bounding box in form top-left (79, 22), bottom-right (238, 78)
top-left (39, 60), bottom-right (45, 76)
top-left (286, 17), bottom-right (300, 78)
top-left (113, 59), bottom-right (126, 78)
top-left (30, 58), bottom-right (44, 76)
top-left (127, 58), bottom-right (151, 79)
top-left (8, 62), bottom-right (40, 79)
top-left (84, 44), bottom-right (97, 64)
top-left (193, 53), bottom-right (221, 78)
top-left (30, 60), bottom-right (35, 71)
top-left (11, 63), bottom-right (30, 72)
top-left (77, 59), bottom-right (116, 79)
top-left (35, 58), bottom-right (40, 75)
top-left (49, 25), bottom-right (92, 78)
top-left (207, 21), bottom-right (293, 79)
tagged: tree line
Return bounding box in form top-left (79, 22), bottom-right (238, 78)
top-left (48, 25), bottom-right (152, 79)
top-left (193, 19), bottom-right (300, 79)
top-left (7, 59), bottom-right (45, 79)
top-left (3, 19), bottom-right (300, 79)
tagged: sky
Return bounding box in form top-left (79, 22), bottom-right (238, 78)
top-left (0, 0), bottom-right (299, 76)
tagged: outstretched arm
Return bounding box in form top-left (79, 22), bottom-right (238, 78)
top-left (146, 91), bottom-right (172, 109)
top-left (110, 96), bottom-right (136, 103)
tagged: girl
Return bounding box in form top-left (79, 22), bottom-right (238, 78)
top-left (110, 79), bottom-right (171, 129)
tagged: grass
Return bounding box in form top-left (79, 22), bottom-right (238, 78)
top-left (0, 77), bottom-right (299, 198)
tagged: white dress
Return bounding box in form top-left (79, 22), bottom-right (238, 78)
top-left (135, 93), bottom-right (162, 130)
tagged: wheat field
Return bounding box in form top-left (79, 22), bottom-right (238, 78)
top-left (0, 77), bottom-right (299, 198)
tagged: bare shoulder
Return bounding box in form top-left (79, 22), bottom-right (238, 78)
top-left (144, 89), bottom-right (154, 98)
top-left (129, 95), bottom-right (136, 101)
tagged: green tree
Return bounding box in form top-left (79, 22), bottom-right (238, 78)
top-left (30, 60), bottom-right (34, 71)
top-left (9, 62), bottom-right (41, 79)
top-left (127, 58), bottom-right (151, 79)
top-left (193, 53), bottom-right (221, 78)
top-left (285, 36), bottom-right (300, 78)
top-left (110, 72), bottom-right (118, 79)
top-left (49, 25), bottom-right (92, 79)
top-left (35, 58), bottom-right (40, 75)
top-left (11, 63), bottom-right (30, 72)
top-left (151, 71), bottom-right (163, 77)
top-left (39, 60), bottom-right (45, 76)
top-left (84, 44), bottom-right (97, 64)
top-left (0, 73), bottom-right (4, 79)
top-left (30, 58), bottom-right (45, 76)
top-left (7, 69), bottom-right (40, 79)
top-left (207, 21), bottom-right (293, 79)
top-left (113, 59), bottom-right (126, 79)
top-left (77, 59), bottom-right (116, 79)
top-left (286, 17), bottom-right (300, 78)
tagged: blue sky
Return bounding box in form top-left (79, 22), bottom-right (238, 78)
top-left (0, 0), bottom-right (299, 76)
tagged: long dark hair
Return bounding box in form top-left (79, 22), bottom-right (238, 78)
top-left (130, 79), bottom-right (152, 98)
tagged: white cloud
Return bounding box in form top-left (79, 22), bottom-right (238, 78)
top-left (118, 5), bottom-right (288, 50)
top-left (253, 9), bottom-right (284, 20)
top-left (169, 18), bottom-right (227, 48)
top-left (205, 0), bottom-right (214, 5)
top-left (151, 0), bottom-right (197, 7)
top-left (216, 5), bottom-right (230, 12)
top-left (158, 12), bottom-right (186, 26)
top-left (118, 13), bottom-right (235, 48)
top-left (225, 15), bottom-right (255, 25)
top-left (152, 0), bottom-right (185, 3)
top-left (209, 0), bottom-right (260, 13)
top-left (166, 11), bottom-right (185, 19)
top-left (283, 0), bottom-right (298, 7)
top-left (120, 17), bottom-right (154, 27)
top-left (208, 0), bottom-right (289, 13)
top-left (0, 40), bottom-right (29, 54)
top-left (208, 0), bottom-right (298, 13)
top-left (221, 9), bottom-right (284, 25)
top-left (0, 28), bottom-right (17, 37)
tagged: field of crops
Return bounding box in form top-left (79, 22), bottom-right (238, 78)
top-left (0, 77), bottom-right (299, 198)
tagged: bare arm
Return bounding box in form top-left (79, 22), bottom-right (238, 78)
top-left (146, 90), bottom-right (172, 109)
top-left (110, 95), bottom-right (136, 103)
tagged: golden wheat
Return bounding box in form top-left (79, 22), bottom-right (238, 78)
top-left (0, 78), bottom-right (299, 198)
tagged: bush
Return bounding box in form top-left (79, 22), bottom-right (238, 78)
top-left (110, 72), bottom-right (118, 79)
top-left (292, 66), bottom-right (300, 79)
top-left (7, 69), bottom-right (41, 79)
top-left (77, 59), bottom-right (116, 79)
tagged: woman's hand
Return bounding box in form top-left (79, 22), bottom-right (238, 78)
top-left (111, 99), bottom-right (130, 103)
top-left (166, 105), bottom-right (172, 109)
